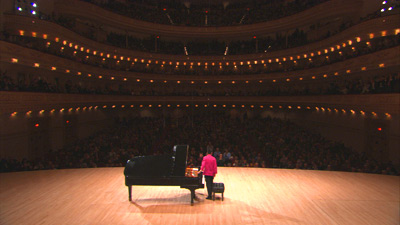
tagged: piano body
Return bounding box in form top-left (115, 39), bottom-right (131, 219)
top-left (124, 145), bottom-right (204, 205)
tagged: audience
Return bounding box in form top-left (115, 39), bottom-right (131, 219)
top-left (52, 22), bottom-right (399, 56)
top-left (1, 69), bottom-right (398, 97)
top-left (12, 5), bottom-right (397, 57)
top-left (3, 32), bottom-right (398, 75)
top-left (1, 112), bottom-right (398, 176)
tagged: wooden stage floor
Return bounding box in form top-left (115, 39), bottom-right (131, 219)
top-left (0, 167), bottom-right (399, 225)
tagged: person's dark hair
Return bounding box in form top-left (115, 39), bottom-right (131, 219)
top-left (207, 149), bottom-right (213, 155)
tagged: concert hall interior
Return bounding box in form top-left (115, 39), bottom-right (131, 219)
top-left (0, 0), bottom-right (399, 224)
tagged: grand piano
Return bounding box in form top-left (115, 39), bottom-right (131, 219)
top-left (124, 145), bottom-right (204, 205)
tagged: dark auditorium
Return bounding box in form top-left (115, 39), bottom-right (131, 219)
top-left (0, 0), bottom-right (399, 224)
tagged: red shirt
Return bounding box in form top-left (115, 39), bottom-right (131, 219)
top-left (201, 154), bottom-right (217, 176)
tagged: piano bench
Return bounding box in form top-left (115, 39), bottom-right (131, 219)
top-left (212, 182), bottom-right (225, 201)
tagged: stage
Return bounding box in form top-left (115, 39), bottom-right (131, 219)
top-left (0, 167), bottom-right (398, 225)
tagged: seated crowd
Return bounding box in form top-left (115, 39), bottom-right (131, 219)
top-left (1, 69), bottom-right (398, 97)
top-left (1, 111), bottom-right (398, 176)
top-left (10, 3), bottom-right (397, 57)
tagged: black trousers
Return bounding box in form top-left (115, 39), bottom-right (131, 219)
top-left (205, 175), bottom-right (214, 198)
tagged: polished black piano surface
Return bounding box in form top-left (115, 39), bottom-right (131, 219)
top-left (124, 145), bottom-right (204, 205)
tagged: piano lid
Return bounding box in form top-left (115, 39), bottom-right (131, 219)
top-left (124, 145), bottom-right (189, 178)
top-left (171, 145), bottom-right (188, 177)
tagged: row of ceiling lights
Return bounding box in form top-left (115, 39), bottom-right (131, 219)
top-left (51, 36), bottom-right (367, 66)
top-left (10, 57), bottom-right (386, 84)
top-left (11, 105), bottom-right (392, 119)
top-left (17, 28), bottom-right (400, 67)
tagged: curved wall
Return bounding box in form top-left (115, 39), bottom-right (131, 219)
top-left (1, 40), bottom-right (398, 82)
top-left (4, 14), bottom-right (399, 63)
top-left (1, 91), bottom-right (399, 116)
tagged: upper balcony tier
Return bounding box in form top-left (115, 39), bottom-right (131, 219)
top-left (74, 0), bottom-right (330, 27)
top-left (52, 0), bottom-right (375, 39)
top-left (2, 39), bottom-right (399, 82)
top-left (3, 13), bottom-right (399, 63)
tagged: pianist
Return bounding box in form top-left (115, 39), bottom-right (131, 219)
top-left (199, 149), bottom-right (218, 200)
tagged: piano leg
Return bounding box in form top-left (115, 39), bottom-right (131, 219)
top-left (181, 185), bottom-right (197, 206)
top-left (190, 188), bottom-right (195, 206)
top-left (128, 186), bottom-right (132, 201)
